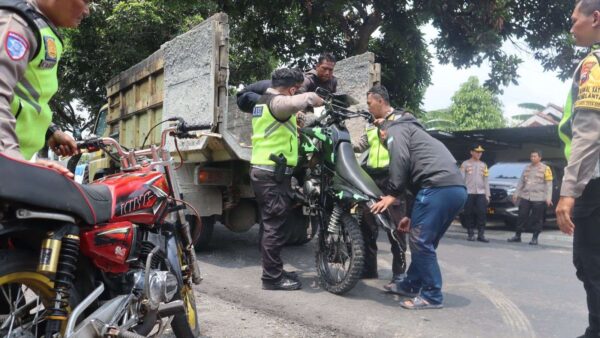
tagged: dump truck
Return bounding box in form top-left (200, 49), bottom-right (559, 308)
top-left (88, 13), bottom-right (381, 248)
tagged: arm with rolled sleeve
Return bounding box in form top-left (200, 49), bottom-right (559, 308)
top-left (560, 110), bottom-right (600, 197)
top-left (269, 92), bottom-right (323, 120)
top-left (0, 12), bottom-right (37, 159)
top-left (386, 124), bottom-right (412, 197)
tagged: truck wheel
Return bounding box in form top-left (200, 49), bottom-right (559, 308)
top-left (191, 215), bottom-right (215, 251)
top-left (284, 206), bottom-right (314, 245)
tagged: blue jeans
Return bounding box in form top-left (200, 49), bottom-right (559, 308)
top-left (399, 186), bottom-right (467, 305)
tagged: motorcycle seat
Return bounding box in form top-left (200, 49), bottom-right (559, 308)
top-left (335, 142), bottom-right (383, 199)
top-left (0, 153), bottom-right (112, 225)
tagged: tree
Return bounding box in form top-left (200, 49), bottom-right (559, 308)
top-left (449, 76), bottom-right (506, 130)
top-left (57, 0), bottom-right (578, 133)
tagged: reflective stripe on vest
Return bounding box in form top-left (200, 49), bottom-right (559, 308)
top-left (251, 104), bottom-right (298, 167)
top-left (366, 125), bottom-right (389, 168)
top-left (10, 17), bottom-right (62, 159)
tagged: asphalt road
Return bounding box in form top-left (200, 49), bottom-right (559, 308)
top-left (189, 222), bottom-right (586, 338)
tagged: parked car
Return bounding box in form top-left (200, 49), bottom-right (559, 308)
top-left (487, 161), bottom-right (563, 227)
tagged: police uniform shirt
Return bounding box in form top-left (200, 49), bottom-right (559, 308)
top-left (0, 0), bottom-right (40, 159)
top-left (515, 163), bottom-right (553, 202)
top-left (561, 50), bottom-right (600, 198)
top-left (460, 159), bottom-right (490, 197)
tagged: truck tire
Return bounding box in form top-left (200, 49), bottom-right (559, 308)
top-left (191, 215), bottom-right (215, 251)
top-left (284, 206), bottom-right (314, 245)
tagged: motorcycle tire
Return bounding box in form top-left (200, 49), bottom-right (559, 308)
top-left (0, 250), bottom-right (70, 336)
top-left (171, 283), bottom-right (201, 338)
top-left (315, 213), bottom-right (365, 295)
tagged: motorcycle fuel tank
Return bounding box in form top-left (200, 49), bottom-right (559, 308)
top-left (95, 170), bottom-right (170, 224)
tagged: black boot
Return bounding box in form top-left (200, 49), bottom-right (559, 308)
top-left (529, 232), bottom-right (539, 245)
top-left (467, 229), bottom-right (475, 241)
top-left (507, 233), bottom-right (521, 242)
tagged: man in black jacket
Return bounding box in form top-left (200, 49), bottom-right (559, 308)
top-left (371, 96), bottom-right (467, 309)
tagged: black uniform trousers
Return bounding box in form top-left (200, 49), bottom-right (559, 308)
top-left (573, 179), bottom-right (600, 337)
top-left (515, 199), bottom-right (546, 234)
top-left (361, 172), bottom-right (407, 277)
top-left (250, 168), bottom-right (293, 282)
top-left (463, 194), bottom-right (487, 238)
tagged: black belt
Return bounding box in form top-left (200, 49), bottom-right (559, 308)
top-left (252, 165), bottom-right (294, 175)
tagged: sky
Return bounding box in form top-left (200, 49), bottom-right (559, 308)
top-left (421, 25), bottom-right (571, 118)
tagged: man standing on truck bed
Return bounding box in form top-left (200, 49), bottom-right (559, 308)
top-left (250, 67), bottom-right (323, 291)
top-left (236, 52), bottom-right (337, 113)
top-left (507, 150), bottom-right (553, 245)
top-left (0, 0), bottom-right (88, 174)
top-left (460, 144), bottom-right (491, 243)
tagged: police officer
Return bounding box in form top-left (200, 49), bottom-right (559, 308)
top-left (353, 85), bottom-right (408, 288)
top-left (460, 144), bottom-right (491, 242)
top-left (556, 1), bottom-right (600, 336)
top-left (250, 68), bottom-right (323, 291)
top-left (507, 150), bottom-right (553, 245)
top-left (0, 0), bottom-right (87, 173)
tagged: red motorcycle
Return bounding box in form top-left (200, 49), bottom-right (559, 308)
top-left (0, 118), bottom-right (216, 338)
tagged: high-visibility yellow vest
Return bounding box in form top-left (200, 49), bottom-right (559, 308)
top-left (251, 97), bottom-right (298, 167)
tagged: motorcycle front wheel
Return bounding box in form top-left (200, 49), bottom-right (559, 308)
top-left (315, 213), bottom-right (365, 295)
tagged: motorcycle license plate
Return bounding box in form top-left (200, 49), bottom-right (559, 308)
top-left (487, 207), bottom-right (495, 215)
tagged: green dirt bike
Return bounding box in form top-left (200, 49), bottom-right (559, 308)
top-left (297, 88), bottom-right (399, 295)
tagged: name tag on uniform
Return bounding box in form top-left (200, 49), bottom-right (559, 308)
top-left (38, 36), bottom-right (57, 69)
top-left (252, 106), bottom-right (263, 117)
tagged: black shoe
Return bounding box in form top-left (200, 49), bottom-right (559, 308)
top-left (477, 236), bottom-right (489, 243)
top-left (507, 235), bottom-right (521, 243)
top-left (360, 270), bottom-right (379, 279)
top-left (529, 238), bottom-right (538, 245)
top-left (467, 235), bottom-right (475, 241)
top-left (283, 270), bottom-right (299, 280)
top-left (262, 277), bottom-right (302, 291)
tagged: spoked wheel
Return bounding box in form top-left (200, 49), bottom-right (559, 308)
top-left (0, 251), bottom-right (58, 338)
top-left (315, 213), bottom-right (364, 295)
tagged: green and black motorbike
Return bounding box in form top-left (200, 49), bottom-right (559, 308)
top-left (298, 88), bottom-right (399, 295)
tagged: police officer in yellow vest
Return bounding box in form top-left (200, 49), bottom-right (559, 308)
top-left (507, 150), bottom-right (553, 245)
top-left (250, 68), bottom-right (323, 291)
top-left (354, 85), bottom-right (408, 289)
top-left (556, 2), bottom-right (600, 336)
top-left (0, 0), bottom-right (88, 175)
top-left (460, 144), bottom-right (491, 242)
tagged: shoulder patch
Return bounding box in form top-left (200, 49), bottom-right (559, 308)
top-left (4, 31), bottom-right (28, 61)
top-left (544, 166), bottom-right (553, 181)
top-left (581, 60), bottom-right (596, 85)
top-left (252, 105), bottom-right (263, 117)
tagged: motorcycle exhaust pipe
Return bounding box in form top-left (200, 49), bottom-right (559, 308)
top-left (158, 299), bottom-right (185, 317)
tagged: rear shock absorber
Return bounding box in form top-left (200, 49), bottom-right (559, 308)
top-left (45, 227), bottom-right (80, 338)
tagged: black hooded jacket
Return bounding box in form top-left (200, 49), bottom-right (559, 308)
top-left (383, 114), bottom-right (465, 196)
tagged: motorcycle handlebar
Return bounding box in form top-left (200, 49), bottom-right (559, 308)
top-left (180, 123), bottom-right (212, 133)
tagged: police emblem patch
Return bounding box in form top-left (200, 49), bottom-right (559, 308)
top-left (4, 31), bottom-right (28, 61)
top-left (44, 36), bottom-right (57, 60)
top-left (580, 61), bottom-right (596, 84)
top-left (252, 106), bottom-right (263, 117)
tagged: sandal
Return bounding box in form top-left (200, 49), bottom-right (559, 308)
top-left (400, 296), bottom-right (443, 310)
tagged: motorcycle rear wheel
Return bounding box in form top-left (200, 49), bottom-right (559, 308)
top-left (0, 250), bottom-right (64, 337)
top-left (315, 213), bottom-right (365, 295)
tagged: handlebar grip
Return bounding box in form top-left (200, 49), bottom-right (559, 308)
top-left (182, 123), bottom-right (212, 132)
top-left (76, 139), bottom-right (101, 152)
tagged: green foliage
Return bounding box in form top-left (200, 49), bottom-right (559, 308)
top-left (55, 0), bottom-right (578, 133)
top-left (421, 108), bottom-right (457, 130)
top-left (449, 76), bottom-right (506, 130)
